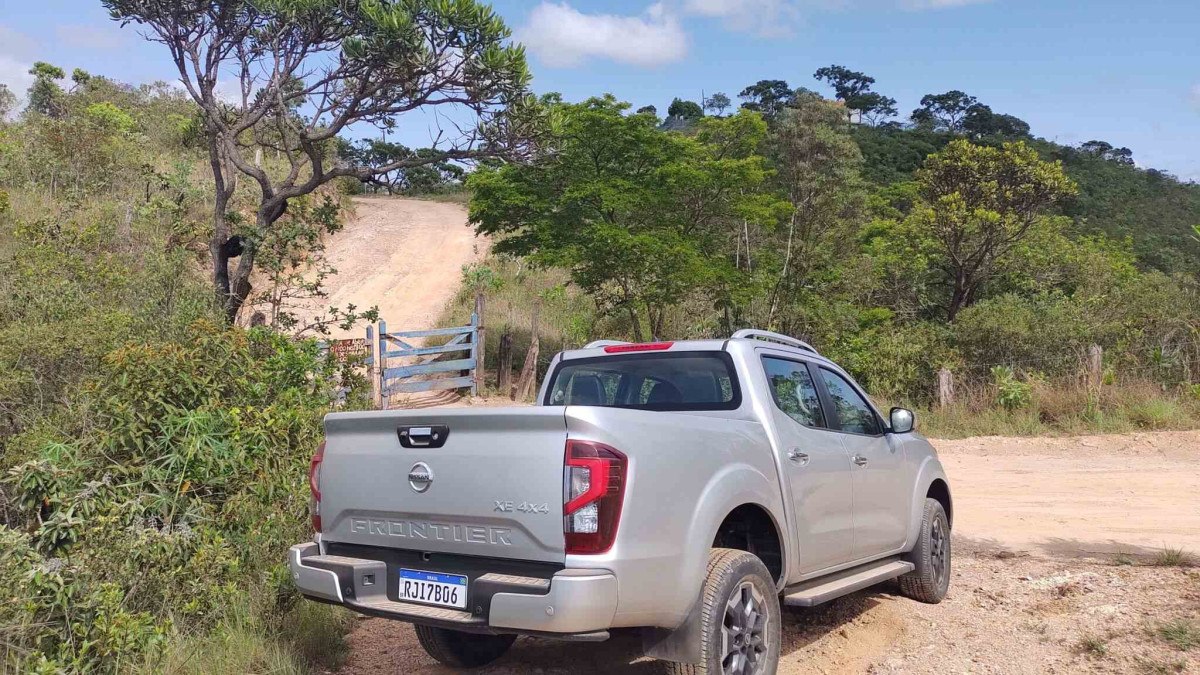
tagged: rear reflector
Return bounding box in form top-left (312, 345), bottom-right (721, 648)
top-left (603, 342), bottom-right (674, 353)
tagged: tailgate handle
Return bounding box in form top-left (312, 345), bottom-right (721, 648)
top-left (397, 425), bottom-right (449, 449)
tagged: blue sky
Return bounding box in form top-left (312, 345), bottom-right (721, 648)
top-left (2, 0), bottom-right (1197, 180)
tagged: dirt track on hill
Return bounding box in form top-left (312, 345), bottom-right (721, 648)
top-left (300, 196), bottom-right (483, 339)
top-left (335, 428), bottom-right (1200, 674)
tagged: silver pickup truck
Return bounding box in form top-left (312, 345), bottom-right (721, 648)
top-left (289, 330), bottom-right (952, 674)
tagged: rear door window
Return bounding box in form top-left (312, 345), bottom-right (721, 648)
top-left (762, 357), bottom-right (825, 428)
top-left (545, 352), bottom-right (740, 411)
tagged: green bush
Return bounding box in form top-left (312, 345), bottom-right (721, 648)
top-left (991, 366), bottom-right (1033, 410)
top-left (1, 321), bottom-right (354, 672)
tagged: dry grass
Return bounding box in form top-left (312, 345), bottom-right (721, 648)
top-left (1151, 547), bottom-right (1196, 568)
top-left (915, 377), bottom-right (1200, 438)
top-left (1075, 633), bottom-right (1110, 658)
top-left (1155, 619), bottom-right (1200, 652)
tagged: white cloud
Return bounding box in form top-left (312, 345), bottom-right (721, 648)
top-left (682, 0), bottom-right (806, 36)
top-left (518, 2), bottom-right (688, 68)
top-left (0, 54), bottom-right (34, 99)
top-left (0, 26), bottom-right (37, 114)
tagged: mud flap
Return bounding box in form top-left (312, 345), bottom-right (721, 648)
top-left (641, 597), bottom-right (704, 665)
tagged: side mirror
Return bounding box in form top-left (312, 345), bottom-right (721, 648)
top-left (889, 407), bottom-right (915, 434)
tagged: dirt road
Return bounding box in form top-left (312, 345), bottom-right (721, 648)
top-left (336, 429), bottom-right (1200, 674)
top-left (303, 196), bottom-right (483, 338)
top-left (939, 430), bottom-right (1200, 556)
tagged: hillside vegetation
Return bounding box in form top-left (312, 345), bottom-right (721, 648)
top-left (459, 75), bottom-right (1200, 433)
top-left (0, 71), bottom-right (364, 672)
top-left (0, 6), bottom-right (1198, 673)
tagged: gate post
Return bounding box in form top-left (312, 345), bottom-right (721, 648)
top-left (377, 320), bottom-right (388, 410)
top-left (468, 312), bottom-right (480, 397)
top-left (366, 324), bottom-right (381, 409)
top-left (474, 291), bottom-right (487, 395)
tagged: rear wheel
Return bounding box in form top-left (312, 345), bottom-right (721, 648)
top-left (413, 624), bottom-right (516, 669)
top-left (667, 548), bottom-right (780, 675)
top-left (899, 497), bottom-right (951, 603)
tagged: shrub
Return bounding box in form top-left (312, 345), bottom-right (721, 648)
top-left (991, 366), bottom-right (1033, 410)
top-left (1, 322), bottom-right (356, 671)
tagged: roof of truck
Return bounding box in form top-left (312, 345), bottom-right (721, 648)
top-left (557, 330), bottom-right (833, 365)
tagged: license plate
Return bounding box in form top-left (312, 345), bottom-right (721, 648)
top-left (398, 568), bottom-right (468, 609)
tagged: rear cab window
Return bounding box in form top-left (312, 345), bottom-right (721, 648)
top-left (544, 351), bottom-right (740, 411)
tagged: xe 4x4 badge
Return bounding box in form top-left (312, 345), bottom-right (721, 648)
top-left (493, 500), bottom-right (550, 514)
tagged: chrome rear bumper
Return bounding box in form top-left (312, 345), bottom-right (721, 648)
top-left (288, 542), bottom-right (617, 638)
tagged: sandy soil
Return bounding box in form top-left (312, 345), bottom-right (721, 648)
top-left (300, 196), bottom-right (484, 338)
top-left (938, 430), bottom-right (1200, 556)
top-left (334, 430), bottom-right (1200, 675)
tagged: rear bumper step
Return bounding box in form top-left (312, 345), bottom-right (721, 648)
top-left (288, 542), bottom-right (618, 637)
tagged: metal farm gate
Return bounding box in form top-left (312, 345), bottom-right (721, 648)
top-left (366, 316), bottom-right (480, 408)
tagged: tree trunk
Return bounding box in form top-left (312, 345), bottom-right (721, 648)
top-left (767, 212), bottom-right (797, 329)
top-left (208, 143), bottom-right (235, 319)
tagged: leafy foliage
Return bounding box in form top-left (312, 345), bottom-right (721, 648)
top-left (469, 96), bottom-right (787, 340)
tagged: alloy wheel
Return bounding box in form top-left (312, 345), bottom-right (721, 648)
top-left (721, 580), bottom-right (770, 675)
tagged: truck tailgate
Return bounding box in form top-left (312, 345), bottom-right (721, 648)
top-left (318, 407), bottom-right (568, 563)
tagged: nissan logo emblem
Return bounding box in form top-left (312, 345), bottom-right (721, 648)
top-left (408, 462), bottom-right (433, 493)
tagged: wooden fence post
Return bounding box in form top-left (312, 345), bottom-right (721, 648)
top-left (474, 291), bottom-right (486, 396)
top-left (514, 302), bottom-right (541, 401)
top-left (1088, 344), bottom-right (1103, 390)
top-left (937, 367), bottom-right (955, 408)
top-left (367, 324), bottom-right (381, 409)
top-left (497, 330), bottom-right (513, 398)
top-left (377, 320), bottom-right (388, 410)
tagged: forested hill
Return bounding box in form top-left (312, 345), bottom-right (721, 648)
top-left (853, 126), bottom-right (1200, 275)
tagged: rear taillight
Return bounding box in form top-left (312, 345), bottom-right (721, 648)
top-left (563, 439), bottom-right (627, 554)
top-left (309, 441), bottom-right (325, 532)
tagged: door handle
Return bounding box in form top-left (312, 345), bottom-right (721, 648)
top-left (853, 455), bottom-right (868, 467)
top-left (787, 448), bottom-right (809, 465)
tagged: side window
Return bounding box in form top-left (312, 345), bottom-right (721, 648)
top-left (762, 357), bottom-right (825, 428)
top-left (818, 368), bottom-right (880, 435)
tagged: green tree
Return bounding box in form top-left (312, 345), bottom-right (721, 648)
top-left (663, 97), bottom-right (705, 130)
top-left (962, 104), bottom-right (1030, 139)
top-left (0, 84), bottom-right (16, 119)
top-left (469, 96), bottom-right (786, 340)
top-left (857, 92), bottom-right (898, 127)
top-left (907, 140), bottom-right (1078, 320)
top-left (341, 139), bottom-right (466, 194)
top-left (1079, 139), bottom-right (1134, 165)
top-left (765, 96), bottom-right (866, 328)
top-left (911, 90), bottom-right (978, 133)
top-left (636, 104), bottom-right (658, 117)
top-left (738, 79), bottom-right (793, 119)
top-left (704, 92), bottom-right (732, 116)
top-left (106, 0), bottom-right (534, 321)
top-left (812, 65), bottom-right (880, 123)
top-left (26, 62), bottom-right (66, 117)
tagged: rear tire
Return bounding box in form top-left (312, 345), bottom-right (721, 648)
top-left (413, 624), bottom-right (516, 669)
top-left (899, 497), bottom-right (951, 603)
top-left (666, 548), bottom-right (780, 675)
